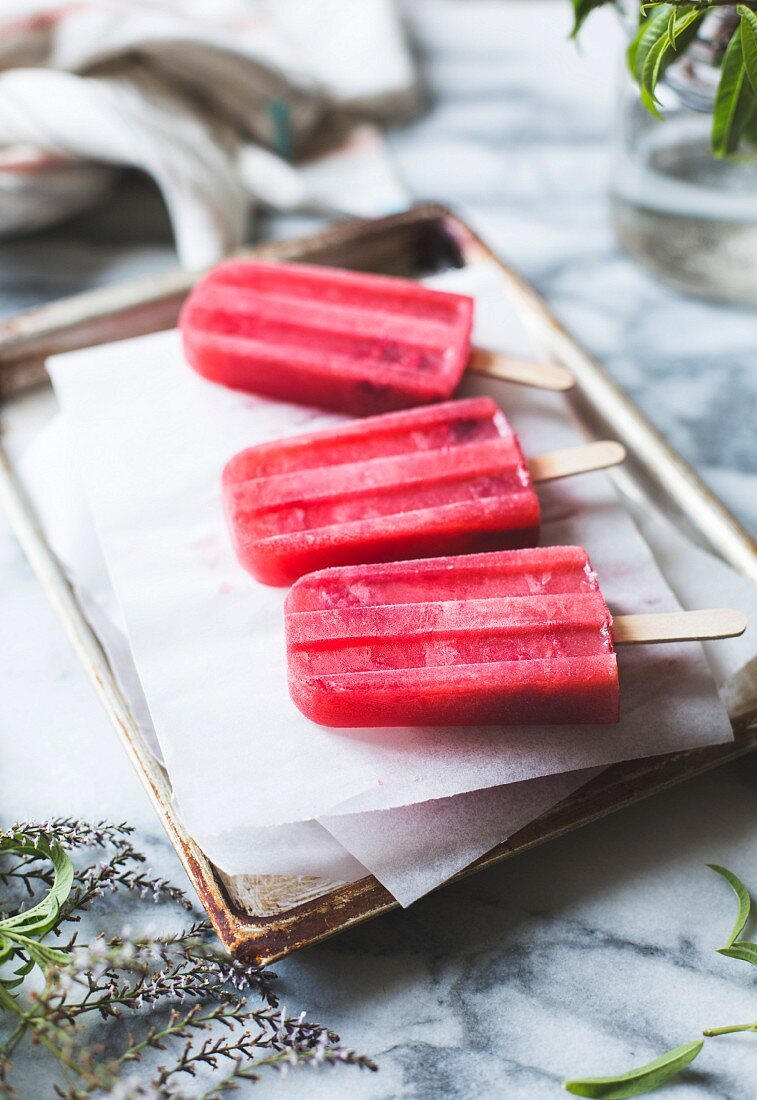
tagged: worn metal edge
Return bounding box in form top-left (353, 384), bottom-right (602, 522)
top-left (0, 444), bottom-right (253, 955)
top-left (453, 221), bottom-right (757, 582)
top-left (0, 205), bottom-right (449, 369)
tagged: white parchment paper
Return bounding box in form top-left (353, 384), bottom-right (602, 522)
top-left (320, 767), bottom-right (603, 907)
top-left (20, 406), bottom-right (604, 905)
top-left (45, 263), bottom-right (736, 846)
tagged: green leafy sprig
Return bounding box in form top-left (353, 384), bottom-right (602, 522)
top-left (0, 831), bottom-right (73, 993)
top-left (627, 4), bottom-right (708, 117)
top-left (564, 864), bottom-right (756, 1098)
top-left (571, 1), bottom-right (757, 156)
top-left (0, 820), bottom-right (376, 1098)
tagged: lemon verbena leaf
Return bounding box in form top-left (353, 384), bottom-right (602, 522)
top-left (718, 941), bottom-right (757, 968)
top-left (0, 834), bottom-right (73, 942)
top-left (712, 25), bottom-right (756, 158)
top-left (739, 7), bottom-right (757, 95)
top-left (564, 1040), bottom-right (705, 1099)
top-left (708, 864), bottom-right (751, 948)
top-left (628, 4), bottom-right (672, 80)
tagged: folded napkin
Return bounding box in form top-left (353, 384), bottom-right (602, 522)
top-left (0, 0), bottom-right (416, 263)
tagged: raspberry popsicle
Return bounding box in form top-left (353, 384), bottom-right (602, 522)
top-left (180, 261), bottom-right (571, 415)
top-left (285, 546), bottom-right (620, 728)
top-left (223, 397), bottom-right (624, 586)
top-left (181, 260), bottom-right (473, 415)
top-left (285, 546), bottom-right (748, 728)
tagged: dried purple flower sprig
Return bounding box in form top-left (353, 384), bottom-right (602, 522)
top-left (0, 819), bottom-right (376, 1097)
top-left (1, 819), bottom-right (189, 925)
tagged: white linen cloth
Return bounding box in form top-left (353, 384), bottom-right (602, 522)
top-left (0, 0), bottom-right (416, 263)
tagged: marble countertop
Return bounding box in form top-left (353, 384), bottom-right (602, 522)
top-left (1, 3), bottom-right (754, 1098)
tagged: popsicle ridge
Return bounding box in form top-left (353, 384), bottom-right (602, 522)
top-left (224, 396), bottom-right (501, 481)
top-left (224, 398), bottom-right (540, 585)
top-left (180, 261), bottom-right (474, 414)
top-left (284, 546), bottom-right (620, 727)
top-left (204, 261), bottom-right (465, 325)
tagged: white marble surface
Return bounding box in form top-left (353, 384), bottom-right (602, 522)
top-left (1, 3), bottom-right (755, 1097)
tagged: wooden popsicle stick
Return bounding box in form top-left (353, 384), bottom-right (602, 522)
top-left (528, 440), bottom-right (627, 483)
top-left (612, 609), bottom-right (747, 645)
top-left (468, 347), bottom-right (575, 391)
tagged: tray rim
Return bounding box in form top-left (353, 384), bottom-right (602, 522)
top-left (1, 202), bottom-right (755, 964)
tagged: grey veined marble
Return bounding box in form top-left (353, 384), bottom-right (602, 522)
top-left (1, 3), bottom-right (755, 1098)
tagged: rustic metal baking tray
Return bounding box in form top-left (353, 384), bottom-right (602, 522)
top-left (1, 204), bottom-right (755, 964)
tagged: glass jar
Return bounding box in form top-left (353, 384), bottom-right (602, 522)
top-left (610, 13), bottom-right (757, 304)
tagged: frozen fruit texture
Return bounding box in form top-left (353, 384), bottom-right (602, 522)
top-left (285, 545), bottom-right (619, 728)
top-left (223, 397), bottom-right (540, 586)
top-left (180, 260), bottom-right (474, 415)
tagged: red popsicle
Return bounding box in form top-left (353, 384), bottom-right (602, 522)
top-left (223, 397), bottom-right (540, 586)
top-left (284, 545), bottom-right (620, 728)
top-left (180, 260), bottom-right (474, 415)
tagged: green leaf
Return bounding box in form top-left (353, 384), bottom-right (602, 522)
top-left (708, 864), bottom-right (751, 948)
top-left (718, 941), bottom-right (757, 967)
top-left (0, 930), bottom-right (69, 971)
top-left (712, 25), bottom-right (757, 158)
top-left (16, 936), bottom-right (69, 970)
top-left (0, 836), bottom-right (73, 941)
top-left (628, 6), bottom-right (704, 119)
top-left (640, 30), bottom-right (675, 117)
top-left (667, 10), bottom-right (678, 51)
top-left (628, 5), bottom-right (672, 81)
top-left (739, 7), bottom-right (757, 94)
top-left (0, 833), bottom-right (74, 997)
top-left (571, 0), bottom-right (610, 39)
top-left (564, 1040), bottom-right (704, 1099)
top-left (0, 983), bottom-right (23, 1017)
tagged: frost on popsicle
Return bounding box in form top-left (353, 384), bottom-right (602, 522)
top-left (284, 545), bottom-right (619, 728)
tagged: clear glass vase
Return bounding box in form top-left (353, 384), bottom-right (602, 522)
top-left (610, 16), bottom-right (757, 305)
